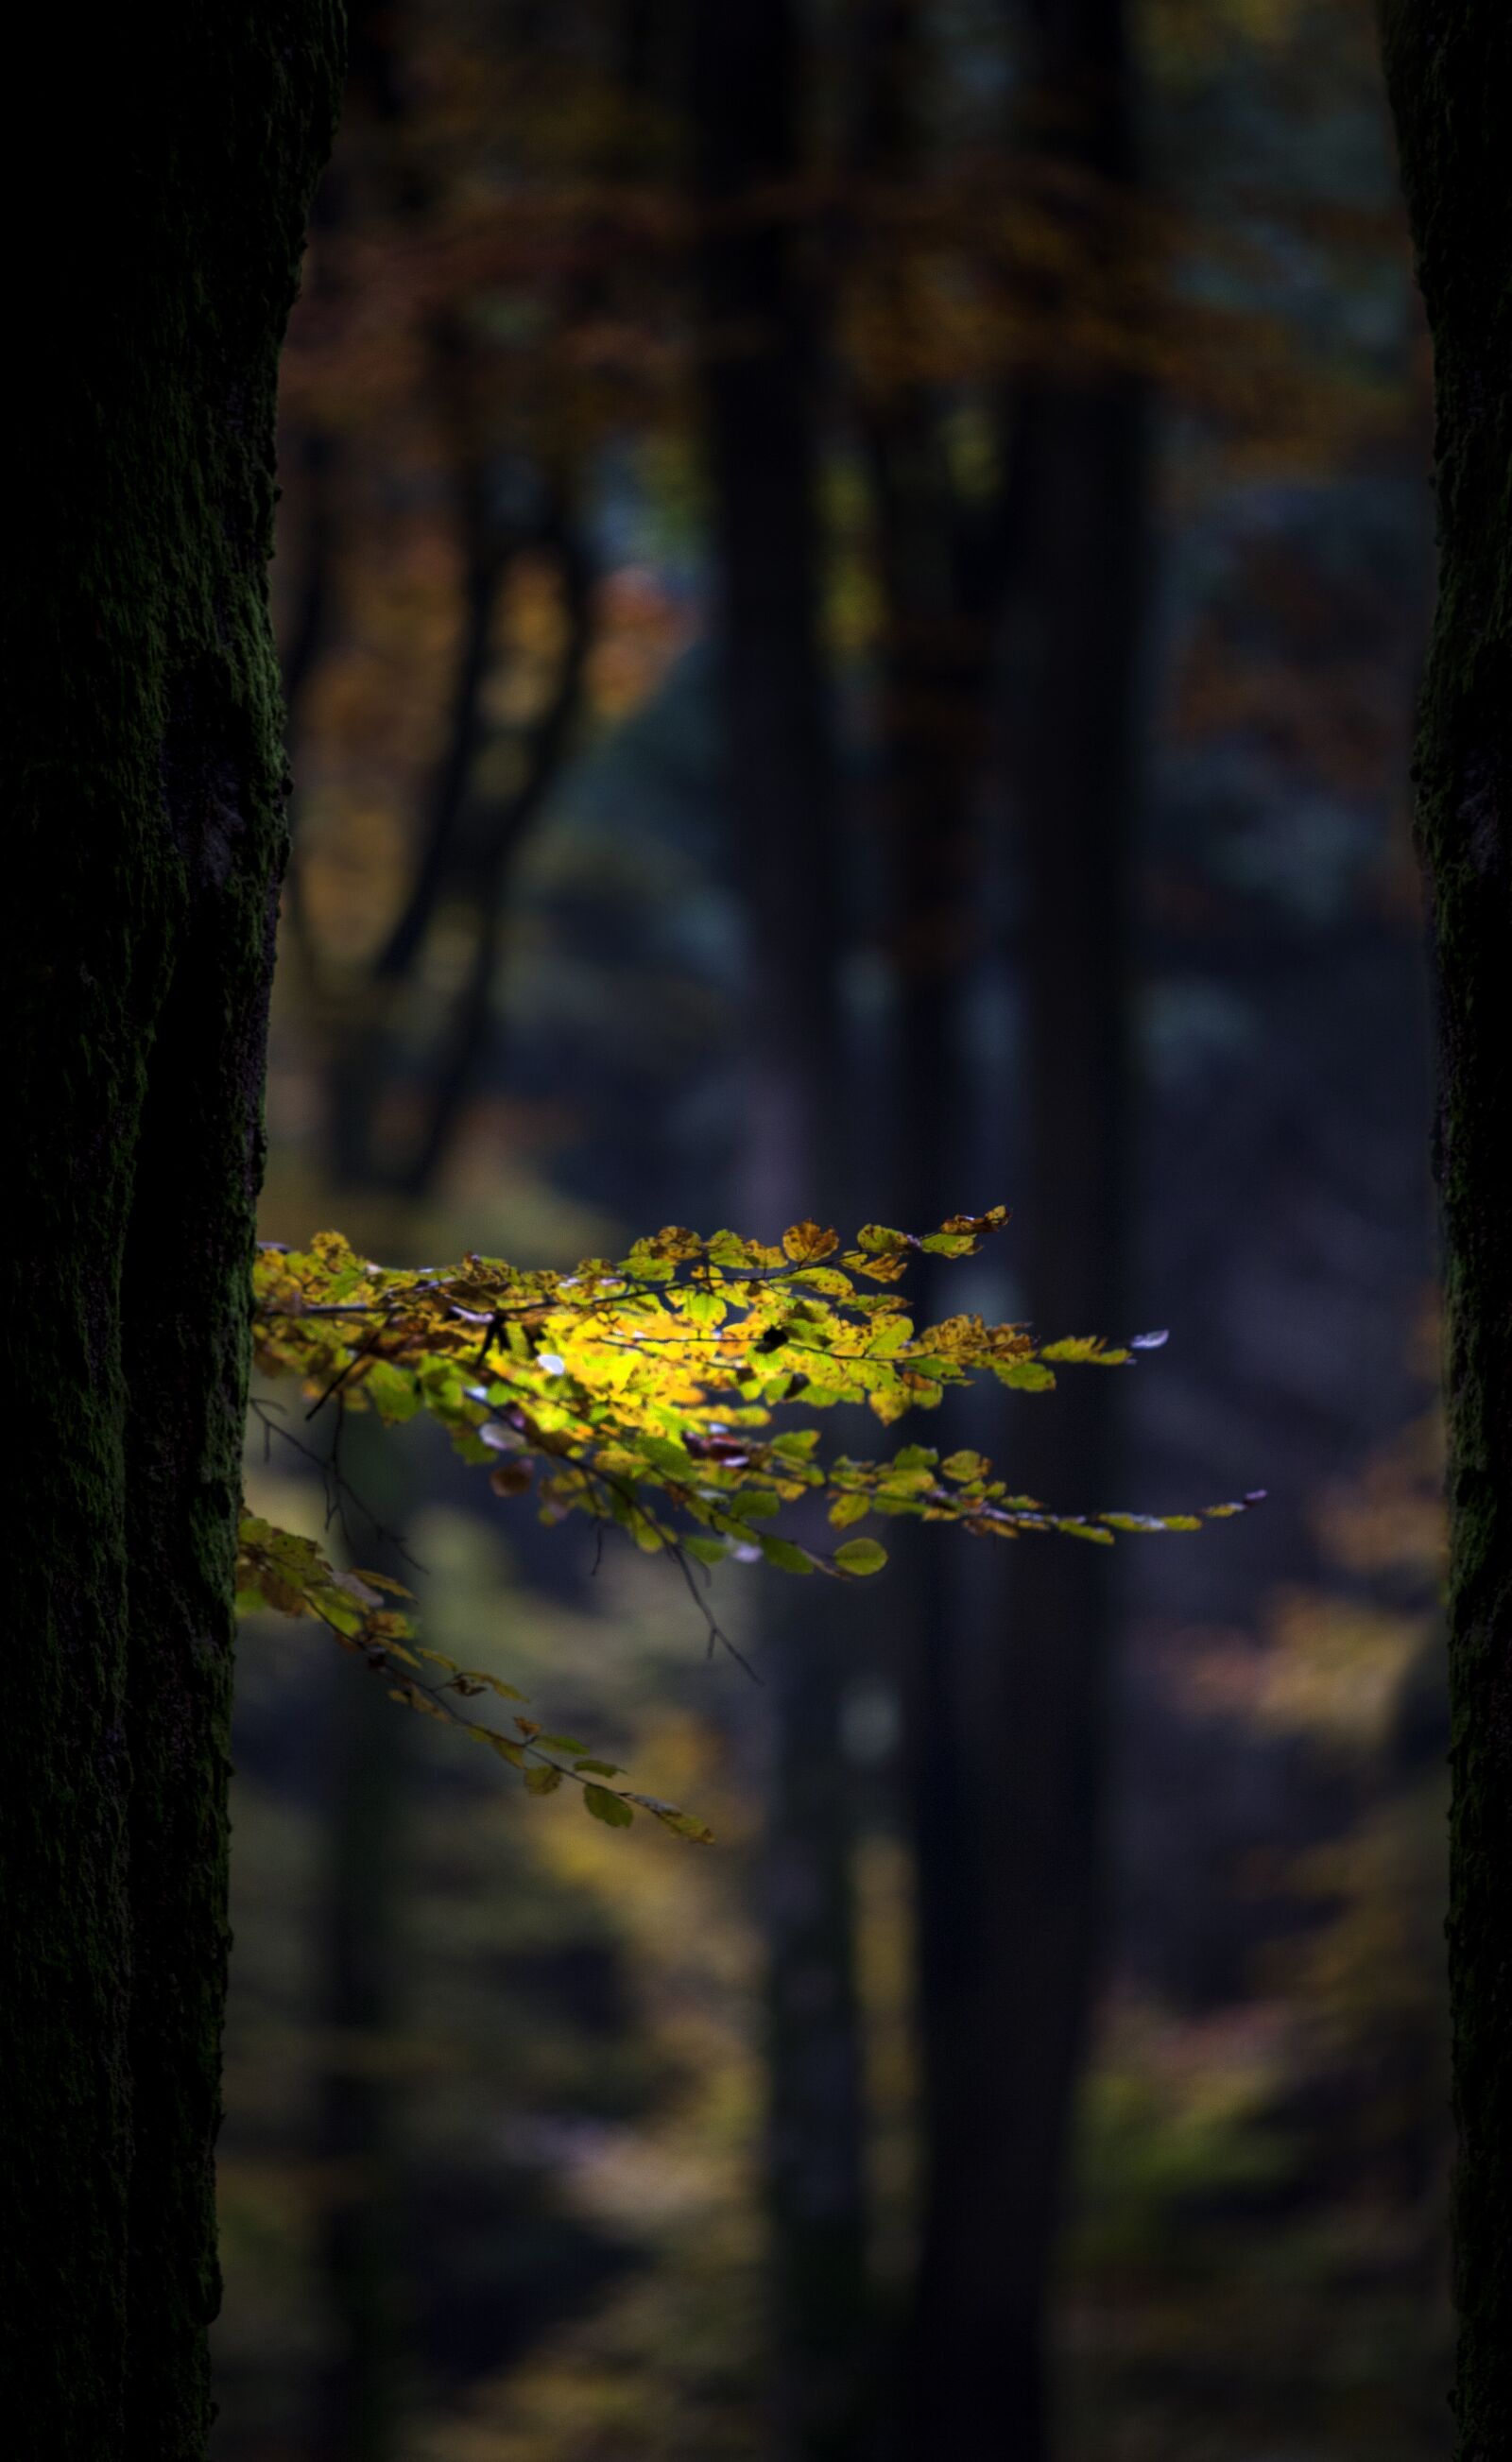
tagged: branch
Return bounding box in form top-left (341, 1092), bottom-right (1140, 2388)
top-left (374, 456), bottom-right (515, 986)
top-left (400, 501), bottom-right (595, 1195)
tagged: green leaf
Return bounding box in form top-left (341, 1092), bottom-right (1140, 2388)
top-left (833, 1537), bottom-right (888, 1576)
top-left (707, 1229), bottom-right (758, 1267)
top-left (727, 1489), bottom-right (782, 1520)
top-left (999, 1358), bottom-right (1057, 1392)
top-left (652, 1808), bottom-right (716, 1845)
top-left (789, 1266), bottom-right (853, 1296)
top-left (365, 1360), bottom-right (422, 1420)
top-left (583, 1784), bottom-right (634, 1828)
top-left (941, 1450), bottom-right (988, 1481)
top-left (1040, 1335), bottom-right (1127, 1366)
top-left (758, 1533), bottom-right (817, 1575)
top-left (626, 1794), bottom-right (716, 1845)
top-left (574, 1757), bottom-right (624, 1777)
top-left (524, 1764), bottom-right (563, 1795)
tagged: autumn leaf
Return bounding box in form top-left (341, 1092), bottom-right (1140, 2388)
top-left (782, 1220), bottom-right (839, 1262)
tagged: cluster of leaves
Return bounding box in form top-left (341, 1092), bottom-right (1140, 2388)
top-left (243, 1210), bottom-right (1262, 1836)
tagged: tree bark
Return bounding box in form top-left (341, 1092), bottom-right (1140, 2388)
top-left (3, 14), bottom-right (343, 2455)
top-left (692, 8), bottom-right (869, 2455)
top-left (1379, 11), bottom-right (1512, 2455)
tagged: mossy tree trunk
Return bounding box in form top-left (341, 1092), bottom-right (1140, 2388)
top-left (1379, 11), bottom-right (1512, 2455)
top-left (3, 13), bottom-right (343, 2456)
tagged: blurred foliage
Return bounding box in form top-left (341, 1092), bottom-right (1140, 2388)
top-left (1057, 1387), bottom-right (1449, 2460)
top-left (219, 1388), bottom-right (1447, 2457)
top-left (217, 1490), bottom-right (765, 2455)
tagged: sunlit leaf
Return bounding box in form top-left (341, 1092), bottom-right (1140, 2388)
top-left (782, 1220), bottom-right (839, 1262)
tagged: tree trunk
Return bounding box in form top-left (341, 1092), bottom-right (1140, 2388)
top-left (842, 17), bottom-right (1037, 2431)
top-left (3, 15), bottom-right (343, 2456)
top-left (1379, 12), bottom-right (1512, 2455)
top-left (691, 8), bottom-right (869, 2455)
top-left (906, 4), bottom-right (1147, 2452)
top-left (284, 21), bottom-right (597, 2442)
top-left (314, 1424), bottom-right (413, 2462)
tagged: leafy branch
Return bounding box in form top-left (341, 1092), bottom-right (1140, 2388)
top-left (234, 1515), bottom-right (712, 1840)
top-left (242, 1207), bottom-right (1263, 1837)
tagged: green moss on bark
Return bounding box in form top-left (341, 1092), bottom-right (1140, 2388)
top-left (2, 10), bottom-right (344, 2455)
top-left (1380, 9), bottom-right (1512, 2455)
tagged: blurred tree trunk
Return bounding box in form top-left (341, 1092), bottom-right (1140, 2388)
top-left (692, 7), bottom-right (869, 2455)
top-left (314, 1416), bottom-right (414, 2462)
top-left (289, 30), bottom-right (422, 2456)
top-left (2, 12), bottom-right (341, 2457)
top-left (1380, 11), bottom-right (1512, 2454)
top-left (845, 8), bottom-right (1016, 2419)
top-left (286, 19), bottom-right (595, 2449)
top-left (905, 4), bottom-right (1148, 2453)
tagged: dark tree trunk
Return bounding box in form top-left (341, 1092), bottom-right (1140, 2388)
top-left (873, 357), bottom-right (990, 2436)
top-left (2, 15), bottom-right (342, 2456)
top-left (314, 1422), bottom-right (412, 2462)
top-left (1379, 11), bottom-right (1512, 2455)
top-left (843, 21), bottom-right (1034, 2434)
top-left (692, 8), bottom-right (868, 2456)
top-left (971, 377), bottom-right (1143, 2459)
top-left (905, 4), bottom-right (1147, 2453)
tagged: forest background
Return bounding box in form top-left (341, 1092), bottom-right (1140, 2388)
top-left (218, 3), bottom-right (1447, 2457)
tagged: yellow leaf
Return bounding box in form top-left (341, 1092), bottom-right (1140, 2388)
top-left (782, 1221), bottom-right (839, 1262)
